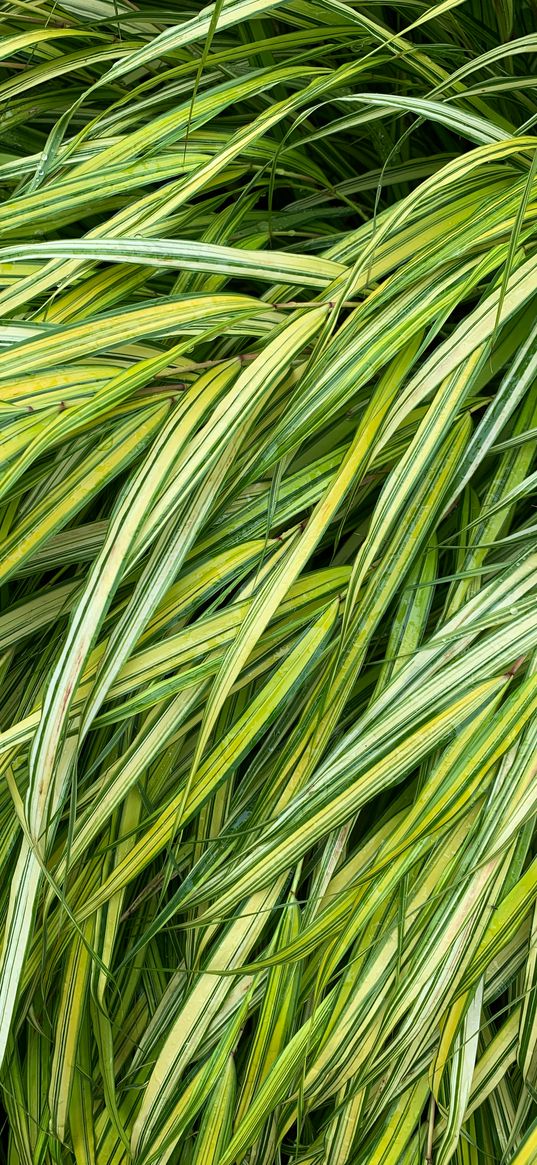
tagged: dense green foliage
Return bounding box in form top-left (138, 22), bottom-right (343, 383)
top-left (1, 0), bottom-right (537, 1161)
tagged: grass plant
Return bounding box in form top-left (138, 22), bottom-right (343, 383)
top-left (1, 1), bottom-right (537, 1161)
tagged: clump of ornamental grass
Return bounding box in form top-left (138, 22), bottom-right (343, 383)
top-left (1, 1), bottom-right (537, 1162)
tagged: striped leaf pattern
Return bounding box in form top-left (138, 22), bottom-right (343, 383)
top-left (1, 2), bottom-right (537, 1163)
